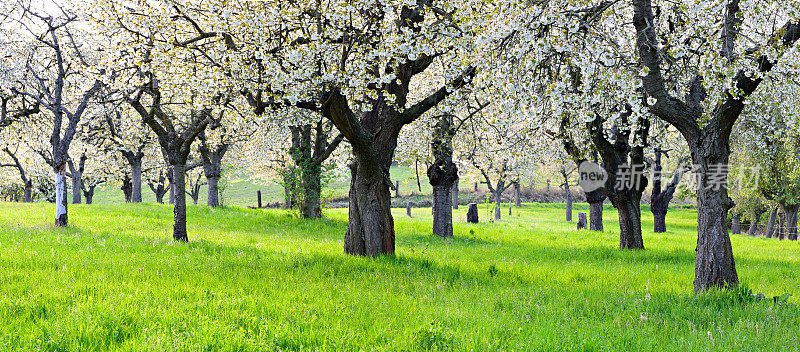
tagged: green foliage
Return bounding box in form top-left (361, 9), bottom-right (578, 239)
top-left (1, 202), bottom-right (800, 351)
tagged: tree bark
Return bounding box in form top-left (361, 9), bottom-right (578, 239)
top-left (731, 212), bottom-right (741, 235)
top-left (54, 164), bottom-right (68, 227)
top-left (283, 169), bottom-right (294, 209)
top-left (452, 178), bottom-right (459, 209)
top-left (24, 180), bottom-right (32, 203)
top-left (617, 198), bottom-right (644, 249)
top-left (564, 183), bottom-right (573, 222)
top-left (344, 164), bottom-right (395, 256)
top-left (765, 207), bottom-right (777, 238)
top-left (83, 186), bottom-right (95, 205)
top-left (172, 164), bottom-right (188, 242)
top-left (428, 115), bottom-right (458, 237)
top-left (586, 189), bottom-right (606, 232)
top-left (71, 171), bottom-right (82, 204)
top-left (693, 162), bottom-right (738, 291)
top-left (207, 176), bottom-right (220, 207)
top-left (589, 202), bottom-right (604, 232)
top-left (199, 142), bottom-right (228, 208)
top-left (514, 182), bottom-right (521, 207)
top-left (494, 191), bottom-right (503, 221)
top-left (301, 169), bottom-right (323, 219)
top-left (781, 204), bottom-right (799, 241)
top-left (430, 177), bottom-right (456, 237)
top-left (747, 210), bottom-right (764, 236)
top-left (130, 158), bottom-right (143, 203)
top-left (122, 175), bottom-right (133, 202)
top-left (650, 151), bottom-right (687, 233)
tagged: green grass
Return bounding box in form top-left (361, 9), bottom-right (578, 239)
top-left (1, 201), bottom-right (799, 351)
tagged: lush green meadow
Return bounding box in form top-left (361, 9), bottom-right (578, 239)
top-left (1, 201), bottom-right (799, 351)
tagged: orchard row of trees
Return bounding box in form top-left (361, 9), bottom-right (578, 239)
top-left (1, 0), bottom-right (798, 293)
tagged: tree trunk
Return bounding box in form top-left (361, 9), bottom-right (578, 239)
top-left (283, 170), bottom-right (294, 210)
top-left (514, 182), bottom-right (521, 207)
top-left (693, 175), bottom-right (738, 292)
top-left (617, 198), bottom-right (644, 249)
top-left (589, 202), bottom-right (604, 232)
top-left (784, 205), bottom-right (799, 241)
top-left (84, 189), bottom-right (94, 205)
top-left (431, 184), bottom-right (453, 237)
top-left (565, 184), bottom-right (573, 222)
top-left (168, 166), bottom-right (175, 205)
top-left (301, 169), bottom-right (323, 219)
top-left (765, 207), bottom-right (777, 238)
top-left (131, 159), bottom-right (143, 203)
top-left (586, 189), bottom-right (606, 232)
top-left (778, 212), bottom-right (785, 240)
top-left (71, 171), bottom-right (82, 204)
top-left (731, 212), bottom-right (741, 235)
top-left (747, 210), bottom-right (764, 237)
top-left (452, 178), bottom-right (459, 210)
top-left (207, 176), bottom-right (220, 208)
top-left (172, 164), bottom-right (188, 242)
top-left (343, 164), bottom-right (395, 256)
top-left (24, 180), bottom-right (32, 203)
top-left (494, 191), bottom-right (502, 221)
top-left (428, 122), bottom-right (458, 236)
top-left (122, 175), bottom-right (132, 203)
top-left (54, 164), bottom-right (68, 227)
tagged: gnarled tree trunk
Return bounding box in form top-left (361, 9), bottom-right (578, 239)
top-left (586, 189), bottom-right (606, 232)
top-left (747, 209), bottom-right (765, 236)
top-left (765, 207), bottom-right (777, 238)
top-left (344, 163), bottom-right (395, 256)
top-left (692, 141), bottom-right (738, 292)
top-left (122, 174), bottom-right (133, 202)
top-left (781, 204), bottom-right (799, 241)
top-left (428, 115), bottom-right (458, 237)
top-left (651, 150), bottom-right (687, 233)
top-left (199, 142), bottom-right (228, 208)
top-left (731, 212), bottom-right (741, 235)
top-left (82, 185), bottom-right (96, 205)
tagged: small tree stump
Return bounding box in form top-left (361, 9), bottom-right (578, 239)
top-left (407, 202), bottom-right (413, 217)
top-left (257, 190), bottom-right (262, 208)
top-left (577, 212), bottom-right (588, 230)
top-left (467, 203), bottom-right (479, 223)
